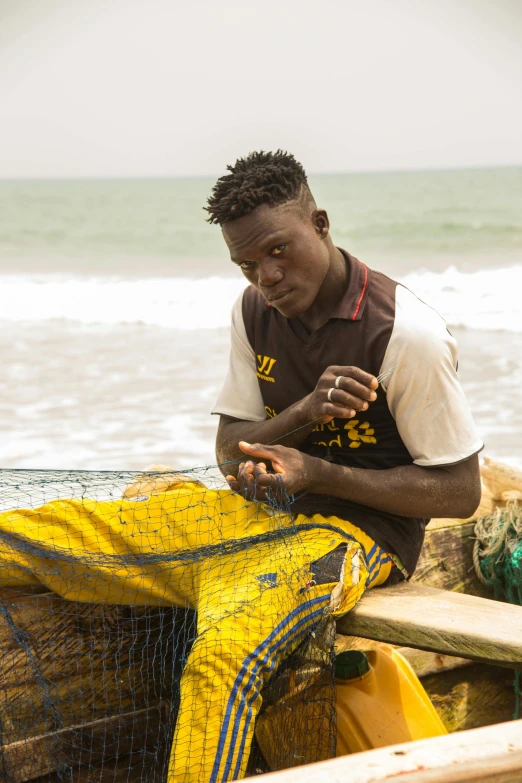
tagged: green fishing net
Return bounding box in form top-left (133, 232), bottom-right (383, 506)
top-left (474, 503), bottom-right (522, 719)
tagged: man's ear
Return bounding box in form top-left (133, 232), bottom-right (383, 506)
top-left (311, 208), bottom-right (330, 238)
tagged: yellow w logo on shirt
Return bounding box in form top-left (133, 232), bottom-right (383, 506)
top-left (257, 355), bottom-right (277, 382)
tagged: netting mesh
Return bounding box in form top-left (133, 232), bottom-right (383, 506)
top-left (475, 503), bottom-right (522, 719)
top-left (0, 466), bottom-right (384, 783)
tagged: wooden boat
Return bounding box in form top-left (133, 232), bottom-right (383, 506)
top-left (1, 458), bottom-right (521, 782)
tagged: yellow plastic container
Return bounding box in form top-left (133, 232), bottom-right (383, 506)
top-left (335, 645), bottom-right (447, 755)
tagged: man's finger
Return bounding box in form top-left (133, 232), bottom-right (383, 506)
top-left (239, 461), bottom-right (255, 479)
top-left (253, 462), bottom-right (268, 482)
top-left (226, 476), bottom-right (240, 492)
top-left (329, 366), bottom-right (378, 390)
top-left (233, 477), bottom-right (269, 501)
top-left (264, 472), bottom-right (288, 502)
top-left (253, 472), bottom-right (276, 488)
top-left (325, 387), bottom-right (372, 412)
top-left (323, 403), bottom-right (357, 419)
top-left (239, 441), bottom-right (276, 459)
top-left (333, 378), bottom-right (378, 404)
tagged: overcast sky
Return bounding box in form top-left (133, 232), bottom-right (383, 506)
top-left (1, 0), bottom-right (521, 178)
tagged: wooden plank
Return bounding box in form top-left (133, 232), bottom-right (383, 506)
top-left (413, 520), bottom-right (488, 597)
top-left (397, 648), bottom-right (473, 678)
top-left (421, 663), bottom-right (516, 733)
top-left (33, 750), bottom-right (167, 783)
top-left (0, 594), bottom-right (186, 683)
top-left (245, 718), bottom-right (522, 783)
top-left (1, 703), bottom-right (169, 783)
top-left (337, 582), bottom-right (522, 668)
top-left (0, 661), bottom-right (169, 745)
top-left (425, 517), bottom-right (469, 531)
top-left (0, 611), bottom-right (177, 686)
top-left (0, 593), bottom-right (186, 744)
top-left (0, 593), bottom-right (183, 669)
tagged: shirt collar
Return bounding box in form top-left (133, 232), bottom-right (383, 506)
top-left (329, 249), bottom-right (371, 322)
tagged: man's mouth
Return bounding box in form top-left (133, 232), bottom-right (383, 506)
top-left (267, 289), bottom-right (293, 304)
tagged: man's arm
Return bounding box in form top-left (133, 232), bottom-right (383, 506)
top-left (229, 442), bottom-right (482, 520)
top-left (306, 450), bottom-right (481, 519)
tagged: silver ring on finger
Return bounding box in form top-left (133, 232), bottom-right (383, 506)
top-left (334, 376), bottom-right (343, 389)
top-left (327, 387), bottom-right (336, 402)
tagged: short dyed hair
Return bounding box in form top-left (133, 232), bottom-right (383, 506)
top-left (205, 150), bottom-right (308, 225)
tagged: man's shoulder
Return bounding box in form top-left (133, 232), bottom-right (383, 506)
top-left (363, 265), bottom-right (399, 314)
top-left (394, 282), bottom-right (449, 335)
top-left (385, 282), bottom-right (456, 366)
top-left (368, 267), bottom-right (449, 339)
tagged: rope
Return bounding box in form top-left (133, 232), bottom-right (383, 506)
top-left (473, 537), bottom-right (492, 587)
top-left (475, 505), bottom-right (518, 587)
top-left (473, 501), bottom-right (522, 719)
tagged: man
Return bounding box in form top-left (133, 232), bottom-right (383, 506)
top-left (210, 149), bottom-right (482, 579)
top-left (0, 151), bottom-right (481, 783)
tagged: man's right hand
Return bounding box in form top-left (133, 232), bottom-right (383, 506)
top-left (301, 365), bottom-right (378, 423)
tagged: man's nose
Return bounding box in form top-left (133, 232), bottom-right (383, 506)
top-left (258, 259), bottom-right (283, 287)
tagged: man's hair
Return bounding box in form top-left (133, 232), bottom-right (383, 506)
top-left (205, 150), bottom-right (308, 225)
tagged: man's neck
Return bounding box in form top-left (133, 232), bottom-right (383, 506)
top-left (298, 245), bottom-right (349, 333)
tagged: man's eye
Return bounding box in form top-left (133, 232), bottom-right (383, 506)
top-left (271, 245), bottom-right (286, 256)
top-left (240, 261), bottom-right (254, 270)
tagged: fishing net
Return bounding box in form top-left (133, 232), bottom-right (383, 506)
top-left (474, 502), bottom-right (522, 719)
top-left (0, 466), bottom-right (387, 783)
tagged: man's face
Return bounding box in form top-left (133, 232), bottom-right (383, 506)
top-left (222, 201), bottom-right (331, 318)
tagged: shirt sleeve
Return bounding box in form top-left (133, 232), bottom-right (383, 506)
top-left (211, 291), bottom-right (266, 422)
top-left (379, 285), bottom-right (483, 467)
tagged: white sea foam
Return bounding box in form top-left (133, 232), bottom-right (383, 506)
top-left (0, 275), bottom-right (247, 330)
top-left (401, 265), bottom-right (522, 333)
top-left (0, 265), bottom-right (520, 332)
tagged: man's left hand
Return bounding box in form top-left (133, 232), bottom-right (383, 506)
top-left (225, 441), bottom-right (313, 502)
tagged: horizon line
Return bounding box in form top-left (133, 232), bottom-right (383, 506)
top-left (1, 161), bottom-right (521, 183)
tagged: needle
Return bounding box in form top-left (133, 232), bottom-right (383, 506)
top-left (376, 365), bottom-right (396, 385)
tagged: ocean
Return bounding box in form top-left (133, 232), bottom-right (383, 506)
top-left (0, 166), bottom-right (521, 470)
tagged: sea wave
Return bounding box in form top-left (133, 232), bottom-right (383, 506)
top-left (0, 275), bottom-right (247, 330)
top-left (0, 265), bottom-right (520, 332)
top-left (401, 265), bottom-right (522, 333)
